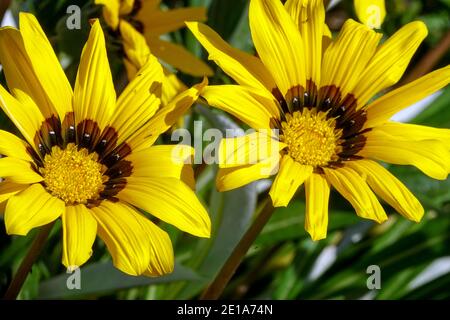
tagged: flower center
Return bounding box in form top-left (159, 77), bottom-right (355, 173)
top-left (40, 143), bottom-right (105, 204)
top-left (280, 109), bottom-right (342, 167)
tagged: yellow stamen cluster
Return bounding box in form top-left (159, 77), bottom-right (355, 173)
top-left (40, 143), bottom-right (105, 204)
top-left (280, 108), bottom-right (342, 167)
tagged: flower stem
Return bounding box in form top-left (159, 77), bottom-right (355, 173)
top-left (200, 200), bottom-right (275, 300)
top-left (3, 222), bottom-right (55, 300)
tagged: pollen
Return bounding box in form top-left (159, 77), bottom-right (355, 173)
top-left (280, 108), bottom-right (342, 167)
top-left (40, 143), bottom-right (105, 204)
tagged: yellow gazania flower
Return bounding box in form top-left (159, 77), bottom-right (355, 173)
top-left (354, 0), bottom-right (386, 29)
top-left (119, 19), bottom-right (186, 106)
top-left (95, 0), bottom-right (213, 77)
top-left (188, 0), bottom-right (450, 240)
top-left (0, 13), bottom-right (211, 276)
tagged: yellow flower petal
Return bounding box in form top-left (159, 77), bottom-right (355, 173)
top-left (95, 0), bottom-right (120, 29)
top-left (119, 20), bottom-right (185, 105)
top-left (19, 13), bottom-right (73, 121)
top-left (124, 58), bottom-right (138, 81)
top-left (148, 37), bottom-right (213, 77)
top-left (5, 183), bottom-right (64, 236)
top-left (347, 159), bottom-right (424, 222)
top-left (126, 145), bottom-right (195, 189)
top-left (186, 22), bottom-right (276, 92)
top-left (74, 19), bottom-right (116, 133)
top-left (142, 7), bottom-right (207, 35)
top-left (91, 201), bottom-right (152, 276)
top-left (120, 20), bottom-right (151, 72)
top-left (127, 78), bottom-right (207, 151)
top-left (0, 130), bottom-right (33, 161)
top-left (0, 84), bottom-right (44, 148)
top-left (365, 65), bottom-right (450, 128)
top-left (202, 85), bottom-right (280, 129)
top-left (119, 0), bottom-right (135, 15)
top-left (0, 157), bottom-right (43, 184)
top-left (285, 0), bottom-right (325, 85)
top-left (305, 173), bottom-right (330, 241)
top-left (374, 122), bottom-right (450, 146)
top-left (0, 180), bottom-right (28, 209)
top-left (0, 27), bottom-right (57, 118)
top-left (323, 24), bottom-right (332, 50)
top-left (321, 19), bottom-right (381, 100)
top-left (216, 156), bottom-right (280, 192)
top-left (62, 205), bottom-right (97, 269)
top-left (161, 67), bottom-right (187, 106)
top-left (219, 131), bottom-right (286, 168)
top-left (360, 127), bottom-right (449, 180)
top-left (269, 155), bottom-right (313, 207)
top-left (249, 0), bottom-right (306, 97)
top-left (118, 177), bottom-right (211, 238)
top-left (354, 0), bottom-right (386, 29)
top-left (324, 166), bottom-right (387, 223)
top-left (112, 54), bottom-right (163, 146)
top-left (137, 0), bottom-right (161, 17)
top-left (354, 21), bottom-right (428, 106)
top-left (141, 220), bottom-right (174, 277)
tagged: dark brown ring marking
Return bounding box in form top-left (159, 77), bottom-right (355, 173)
top-left (28, 114), bottom-right (134, 206)
top-left (273, 80), bottom-right (371, 168)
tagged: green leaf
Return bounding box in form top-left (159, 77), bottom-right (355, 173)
top-left (295, 217), bottom-right (450, 299)
top-left (37, 261), bottom-right (201, 299)
top-left (207, 0), bottom-right (249, 41)
top-left (255, 199), bottom-right (361, 246)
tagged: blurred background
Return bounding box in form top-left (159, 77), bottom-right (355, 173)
top-left (0, 0), bottom-right (449, 299)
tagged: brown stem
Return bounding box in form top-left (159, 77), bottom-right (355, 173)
top-left (3, 222), bottom-right (55, 300)
top-left (200, 200), bottom-right (275, 300)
